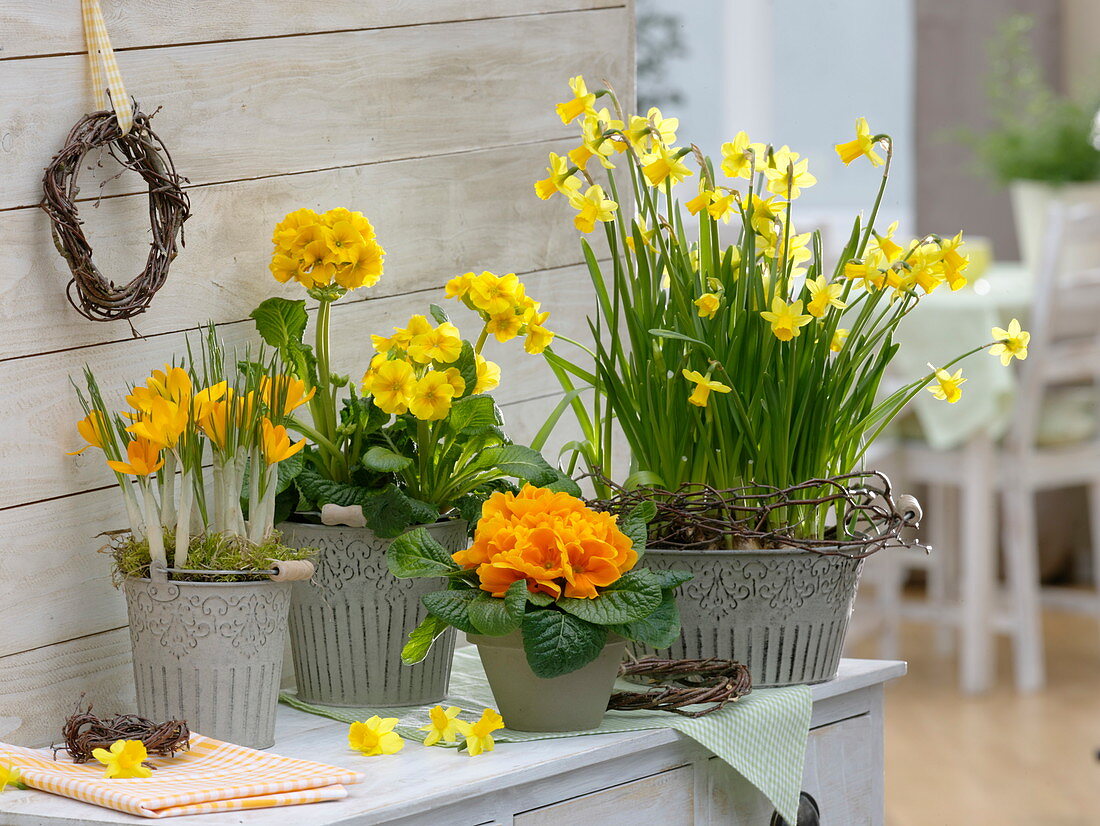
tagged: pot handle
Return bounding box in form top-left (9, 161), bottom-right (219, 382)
top-left (268, 559), bottom-right (315, 582)
top-left (897, 493), bottom-right (922, 527)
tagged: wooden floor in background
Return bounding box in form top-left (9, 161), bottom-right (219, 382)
top-left (850, 610), bottom-right (1100, 825)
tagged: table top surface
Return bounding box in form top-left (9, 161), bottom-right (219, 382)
top-left (0, 659), bottom-right (906, 826)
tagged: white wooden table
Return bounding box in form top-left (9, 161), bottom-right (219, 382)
top-left (0, 659), bottom-right (905, 826)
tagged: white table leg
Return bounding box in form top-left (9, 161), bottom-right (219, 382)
top-left (959, 431), bottom-right (995, 694)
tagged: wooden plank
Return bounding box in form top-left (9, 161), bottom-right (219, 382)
top-left (0, 9), bottom-right (629, 210)
top-left (0, 1), bottom-right (622, 60)
top-left (0, 138), bottom-right (581, 361)
top-left (0, 628), bottom-right (134, 748)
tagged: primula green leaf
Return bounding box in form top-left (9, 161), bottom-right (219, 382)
top-left (446, 395), bottom-right (501, 435)
top-left (619, 500), bottom-right (656, 551)
top-left (421, 590), bottom-right (478, 634)
top-left (525, 589), bottom-right (556, 607)
top-left (479, 444), bottom-right (558, 485)
top-left (504, 579), bottom-right (529, 621)
top-left (362, 445), bottom-right (414, 473)
top-left (453, 341), bottom-right (478, 398)
top-left (387, 527), bottom-right (460, 578)
top-left (557, 569), bottom-right (663, 625)
top-left (251, 298), bottom-right (308, 349)
top-left (650, 568), bottom-right (694, 590)
top-left (429, 303), bottom-right (450, 325)
top-left (468, 591), bottom-right (521, 636)
top-left (608, 588), bottom-right (682, 649)
top-left (521, 608), bottom-right (607, 678)
top-left (542, 469), bottom-right (583, 497)
top-left (275, 451), bottom-right (306, 494)
top-left (401, 614), bottom-right (451, 664)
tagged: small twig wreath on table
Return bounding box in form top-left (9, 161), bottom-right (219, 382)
top-left (608, 656), bottom-right (753, 717)
top-left (41, 107), bottom-right (191, 323)
top-left (57, 708), bottom-right (190, 764)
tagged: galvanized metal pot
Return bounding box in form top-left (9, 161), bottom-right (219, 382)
top-left (470, 631), bottom-right (627, 732)
top-left (639, 548), bottom-right (863, 687)
top-left (280, 519), bottom-right (468, 707)
top-left (123, 577), bottom-right (292, 749)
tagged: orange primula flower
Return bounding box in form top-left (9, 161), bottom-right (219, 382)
top-left (454, 485), bottom-right (637, 600)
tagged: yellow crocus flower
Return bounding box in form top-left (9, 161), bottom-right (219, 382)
top-left (806, 277), bottom-right (847, 318)
top-left (927, 367), bottom-right (966, 404)
top-left (420, 706), bottom-right (465, 747)
top-left (834, 117), bottom-right (885, 167)
top-left (474, 355), bottom-right (501, 394)
top-left (569, 185), bottom-right (618, 234)
top-left (107, 439), bottom-right (164, 477)
top-left (260, 418), bottom-right (306, 465)
top-left (534, 152), bottom-right (582, 201)
top-left (831, 328), bottom-right (850, 353)
top-left (555, 75), bottom-right (597, 125)
top-left (408, 322), bottom-right (464, 365)
top-left (127, 396), bottom-right (189, 449)
top-left (694, 293), bottom-right (721, 319)
top-left (147, 365), bottom-right (192, 405)
top-left (348, 717), bottom-right (404, 757)
top-left (455, 708), bottom-right (505, 757)
top-left (409, 372), bottom-right (459, 421)
top-left (260, 375), bottom-right (315, 417)
top-left (641, 144), bottom-right (693, 187)
top-left (990, 319), bottom-right (1030, 366)
top-left (367, 359), bottom-right (416, 416)
top-left (682, 369), bottom-right (732, 408)
top-left (93, 740), bottom-right (152, 779)
top-left (67, 410), bottom-right (111, 455)
top-left (760, 297), bottom-right (814, 341)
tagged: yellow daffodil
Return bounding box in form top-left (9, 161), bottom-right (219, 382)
top-left (831, 328), bottom-right (850, 353)
top-left (694, 293), bottom-right (721, 319)
top-left (834, 117), bottom-right (885, 167)
top-left (469, 272), bottom-right (523, 317)
top-left (555, 75), bottom-right (597, 125)
top-left (107, 439), bottom-right (164, 477)
top-left (260, 419), bottom-right (305, 465)
top-left (367, 359), bottom-right (417, 415)
top-left (409, 371), bottom-right (459, 421)
top-left (720, 131), bottom-right (765, 179)
top-left (523, 309), bottom-right (555, 354)
top-left (867, 221), bottom-right (904, 264)
top-left (624, 107), bottom-right (677, 152)
top-left (938, 231), bottom-right (970, 290)
top-left (445, 272), bottom-right (474, 300)
top-left (0, 762), bottom-right (22, 792)
top-left (806, 277), bottom-right (847, 318)
top-left (624, 218), bottom-right (657, 253)
top-left (456, 708), bottom-right (505, 756)
top-left (260, 375), bottom-right (315, 416)
top-left (420, 706), bottom-right (465, 747)
top-left (570, 111), bottom-right (619, 171)
top-left (764, 156), bottom-right (816, 199)
top-left (927, 366), bottom-right (966, 403)
top-left (408, 322), bottom-right (464, 365)
top-left (760, 297), bottom-right (813, 341)
top-left (681, 369), bottom-right (732, 408)
top-left (127, 396), bottom-right (189, 450)
top-left (707, 190), bottom-right (737, 223)
top-left (843, 259), bottom-right (885, 291)
top-left (568, 185), bottom-right (619, 234)
top-left (348, 717), bottom-right (404, 757)
top-left (474, 355), bottom-right (501, 394)
top-left (67, 410), bottom-right (110, 455)
top-left (685, 189), bottom-right (713, 216)
top-left (990, 319), bottom-right (1030, 366)
top-left (93, 740), bottom-right (152, 779)
top-left (534, 153), bottom-right (582, 201)
top-left (641, 144), bottom-right (693, 187)
top-left (742, 193), bottom-right (784, 239)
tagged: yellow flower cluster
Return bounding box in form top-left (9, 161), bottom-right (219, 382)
top-left (363, 315), bottom-right (498, 420)
top-left (445, 271), bottom-right (554, 354)
top-left (270, 207), bottom-right (385, 291)
top-left (843, 223), bottom-right (970, 297)
top-left (349, 707), bottom-right (504, 757)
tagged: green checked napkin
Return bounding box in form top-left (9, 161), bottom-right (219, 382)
top-left (280, 647), bottom-right (812, 822)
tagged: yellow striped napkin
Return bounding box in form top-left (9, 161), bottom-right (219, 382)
top-left (0, 734), bottom-right (363, 818)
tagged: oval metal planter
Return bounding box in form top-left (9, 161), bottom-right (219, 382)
top-left (123, 576), bottom-right (291, 749)
top-left (280, 519), bottom-right (468, 707)
top-left (639, 547), bottom-right (864, 687)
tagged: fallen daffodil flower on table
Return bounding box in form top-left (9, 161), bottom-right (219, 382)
top-left (93, 740), bottom-right (152, 779)
top-left (420, 706), bottom-right (465, 747)
top-left (348, 717), bottom-right (404, 757)
top-left (0, 762), bottom-right (25, 791)
top-left (457, 709), bottom-right (505, 757)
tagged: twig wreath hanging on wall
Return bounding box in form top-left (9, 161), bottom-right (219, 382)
top-left (41, 108), bottom-right (191, 322)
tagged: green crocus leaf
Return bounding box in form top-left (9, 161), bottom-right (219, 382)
top-left (608, 588), bottom-right (682, 649)
top-left (251, 297), bottom-right (308, 348)
top-left (388, 527), bottom-right (460, 578)
top-left (362, 445), bottom-right (414, 473)
top-left (421, 590), bottom-right (478, 634)
top-left (557, 568), bottom-right (663, 625)
top-left (468, 591), bottom-right (521, 636)
top-left (402, 614), bottom-right (451, 664)
top-left (521, 608), bottom-right (607, 678)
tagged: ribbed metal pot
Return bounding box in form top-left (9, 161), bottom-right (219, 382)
top-left (638, 547), bottom-right (864, 687)
top-left (123, 577), bottom-right (291, 749)
top-left (280, 519), bottom-right (467, 707)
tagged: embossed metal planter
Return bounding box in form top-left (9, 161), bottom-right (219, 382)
top-left (638, 548), bottom-right (863, 687)
top-left (123, 577), bottom-right (292, 749)
top-left (280, 519), bottom-right (468, 707)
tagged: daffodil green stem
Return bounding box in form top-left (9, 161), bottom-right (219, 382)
top-left (857, 138), bottom-right (893, 257)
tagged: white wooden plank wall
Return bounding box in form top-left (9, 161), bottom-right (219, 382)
top-left (0, 1), bottom-right (634, 747)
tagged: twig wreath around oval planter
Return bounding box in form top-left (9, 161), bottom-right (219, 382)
top-left (41, 107), bottom-right (191, 322)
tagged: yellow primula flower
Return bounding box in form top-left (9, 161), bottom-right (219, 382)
top-left (420, 706), bottom-right (465, 747)
top-left (474, 355), bottom-right (501, 394)
top-left (764, 156), bottom-right (816, 199)
top-left (834, 116), bottom-right (885, 167)
top-left (443, 367), bottom-right (466, 397)
top-left (681, 369), bottom-right (732, 408)
top-left (534, 152), bottom-right (582, 201)
top-left (830, 328), bottom-right (850, 353)
top-left (456, 708), bottom-right (505, 757)
top-left (486, 312), bottom-right (523, 343)
top-left (556, 76), bottom-right (597, 125)
top-left (469, 272), bottom-right (523, 317)
top-left (445, 272), bottom-right (474, 300)
top-left (760, 297), bottom-right (814, 341)
top-left (408, 322), bottom-right (464, 365)
top-left (67, 410), bottom-right (111, 456)
top-left (272, 207), bottom-right (320, 251)
top-left (806, 276), bottom-right (847, 318)
top-left (569, 185), bottom-right (618, 234)
top-left (367, 359), bottom-right (417, 416)
top-left (409, 371), bottom-right (459, 421)
top-left (93, 740), bottom-right (152, 779)
top-left (523, 309), bottom-right (555, 354)
top-left (107, 439), bottom-right (164, 477)
top-left (0, 762), bottom-right (22, 792)
top-left (990, 319), bottom-right (1030, 366)
top-left (694, 293), bottom-right (721, 319)
top-left (260, 418), bottom-right (306, 465)
top-left (927, 366), bottom-right (966, 404)
top-left (337, 238), bottom-right (386, 290)
top-left (348, 717), bottom-right (405, 757)
top-left (641, 144), bottom-right (693, 187)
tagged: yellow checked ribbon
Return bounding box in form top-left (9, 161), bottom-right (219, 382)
top-left (80, 0), bottom-right (133, 134)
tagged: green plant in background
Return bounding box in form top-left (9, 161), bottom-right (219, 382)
top-left (965, 14), bottom-right (1100, 185)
